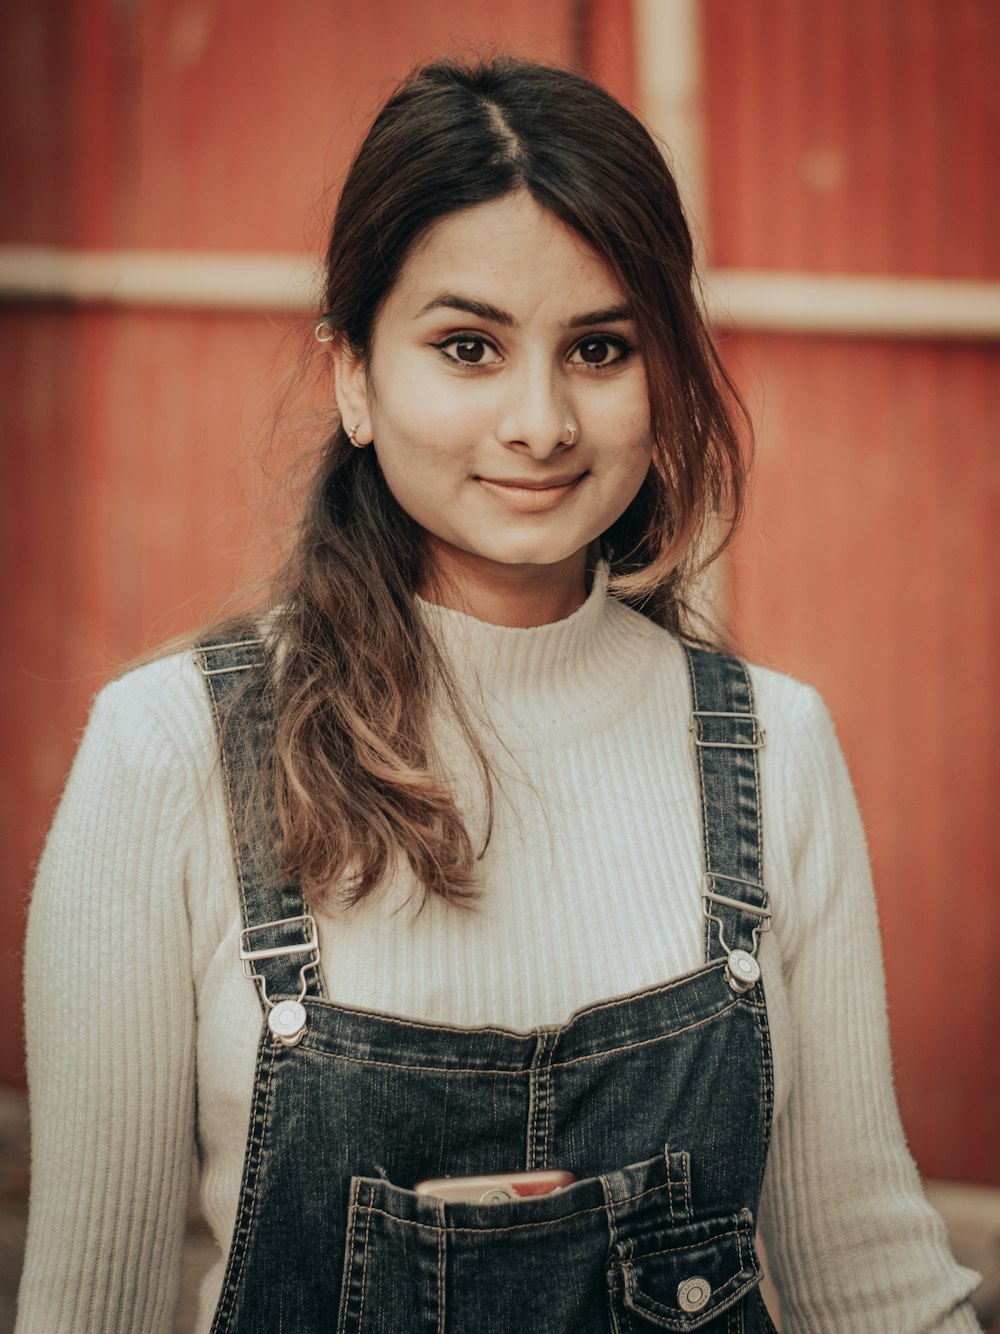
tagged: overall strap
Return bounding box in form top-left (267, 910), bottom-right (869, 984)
top-left (196, 633), bottom-right (324, 1032)
top-left (684, 646), bottom-right (770, 994)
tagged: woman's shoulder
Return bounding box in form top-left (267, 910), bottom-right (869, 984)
top-left (89, 647), bottom-right (219, 782)
top-left (744, 656), bottom-right (831, 738)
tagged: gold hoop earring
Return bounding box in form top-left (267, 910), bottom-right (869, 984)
top-left (562, 421), bottom-right (578, 446)
top-left (347, 421), bottom-right (365, 448)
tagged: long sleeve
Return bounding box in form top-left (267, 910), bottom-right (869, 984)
top-left (758, 686), bottom-right (981, 1331)
top-left (17, 679), bottom-right (198, 1333)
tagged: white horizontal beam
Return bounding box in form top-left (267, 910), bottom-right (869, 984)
top-left (0, 246), bottom-right (319, 312)
top-left (2, 245), bottom-right (1000, 340)
top-left (703, 269), bottom-right (1000, 340)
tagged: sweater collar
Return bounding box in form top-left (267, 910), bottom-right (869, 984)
top-left (416, 564), bottom-right (661, 742)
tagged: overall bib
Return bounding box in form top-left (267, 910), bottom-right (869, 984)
top-left (197, 637), bottom-right (778, 1334)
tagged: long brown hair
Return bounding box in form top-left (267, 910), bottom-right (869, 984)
top-left (219, 57), bottom-right (751, 911)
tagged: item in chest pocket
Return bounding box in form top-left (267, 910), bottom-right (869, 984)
top-left (413, 1169), bottom-right (577, 1203)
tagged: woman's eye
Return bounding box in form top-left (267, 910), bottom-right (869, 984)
top-left (571, 337), bottom-right (629, 367)
top-left (435, 336), bottom-right (500, 366)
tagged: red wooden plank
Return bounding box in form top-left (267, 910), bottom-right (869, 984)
top-left (724, 332), bottom-right (1000, 1183)
top-left (702, 0), bottom-right (1000, 278)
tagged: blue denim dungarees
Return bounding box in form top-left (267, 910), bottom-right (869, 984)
top-left (197, 636), bottom-right (779, 1333)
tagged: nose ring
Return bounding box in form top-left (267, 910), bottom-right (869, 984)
top-left (562, 421), bottom-right (578, 446)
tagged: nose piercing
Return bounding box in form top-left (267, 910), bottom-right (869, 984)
top-left (562, 421), bottom-right (578, 445)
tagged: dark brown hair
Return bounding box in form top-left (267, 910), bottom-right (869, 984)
top-left (231, 56), bottom-right (751, 909)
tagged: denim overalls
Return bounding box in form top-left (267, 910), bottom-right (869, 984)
top-left (197, 635), bottom-right (779, 1333)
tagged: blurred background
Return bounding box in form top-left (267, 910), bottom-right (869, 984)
top-left (1, 0), bottom-right (997, 1328)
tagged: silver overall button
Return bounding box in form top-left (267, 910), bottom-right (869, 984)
top-left (726, 948), bottom-right (761, 993)
top-left (267, 1000), bottom-right (307, 1047)
top-left (677, 1276), bottom-right (712, 1312)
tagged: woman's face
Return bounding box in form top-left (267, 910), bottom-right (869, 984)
top-left (333, 190), bottom-right (653, 607)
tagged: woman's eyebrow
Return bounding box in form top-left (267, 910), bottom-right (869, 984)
top-left (565, 305), bottom-right (632, 328)
top-left (415, 294), bottom-right (514, 326)
top-left (414, 295), bottom-right (632, 329)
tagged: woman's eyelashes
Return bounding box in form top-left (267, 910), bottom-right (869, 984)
top-left (569, 336), bottom-right (632, 369)
top-left (430, 333), bottom-right (633, 370)
top-left (433, 334), bottom-right (500, 366)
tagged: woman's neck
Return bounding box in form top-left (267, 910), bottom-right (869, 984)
top-left (418, 544), bottom-right (592, 628)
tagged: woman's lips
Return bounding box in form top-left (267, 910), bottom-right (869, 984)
top-left (476, 474), bottom-right (586, 513)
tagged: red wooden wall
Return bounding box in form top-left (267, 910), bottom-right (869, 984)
top-left (3, 0), bottom-right (997, 1188)
top-left (701, 0), bottom-right (999, 1183)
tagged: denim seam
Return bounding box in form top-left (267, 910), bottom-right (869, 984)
top-left (299, 1000), bottom-right (743, 1075)
top-left (601, 1173), bottom-right (627, 1334)
top-left (214, 1036), bottom-right (275, 1329)
top-left (303, 963), bottom-right (724, 1039)
top-left (638, 1220), bottom-right (750, 1260)
top-left (435, 1197), bottom-right (446, 1334)
top-left (681, 1150), bottom-right (693, 1222)
top-left (355, 1180), bottom-right (671, 1236)
top-left (526, 1032), bottom-right (550, 1171)
top-left (664, 1148), bottom-right (693, 1224)
top-left (752, 994), bottom-right (775, 1191)
top-left (338, 1178), bottom-right (360, 1334)
top-left (356, 1184), bottom-right (374, 1332)
top-left (200, 658), bottom-right (265, 1020)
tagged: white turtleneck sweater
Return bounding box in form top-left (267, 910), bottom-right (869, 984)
top-left (18, 569), bottom-right (980, 1332)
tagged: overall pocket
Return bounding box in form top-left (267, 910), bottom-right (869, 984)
top-left (336, 1163), bottom-right (643, 1334)
top-left (609, 1208), bottom-right (764, 1332)
top-left (335, 1149), bottom-right (770, 1334)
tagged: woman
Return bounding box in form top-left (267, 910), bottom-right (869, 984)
top-left (18, 57), bottom-right (980, 1333)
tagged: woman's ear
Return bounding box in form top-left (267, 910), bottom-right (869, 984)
top-left (330, 338), bottom-right (374, 445)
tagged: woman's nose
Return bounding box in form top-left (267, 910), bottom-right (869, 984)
top-left (494, 364), bottom-right (574, 458)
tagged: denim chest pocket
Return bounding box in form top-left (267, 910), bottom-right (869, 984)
top-left (336, 1158), bottom-right (768, 1334)
top-left (612, 1209), bottom-right (763, 1331)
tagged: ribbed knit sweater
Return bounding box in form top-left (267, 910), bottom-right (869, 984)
top-left (18, 568), bottom-right (980, 1332)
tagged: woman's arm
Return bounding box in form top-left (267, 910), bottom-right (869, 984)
top-left (759, 684), bottom-right (981, 1332)
top-left (17, 675), bottom-right (198, 1333)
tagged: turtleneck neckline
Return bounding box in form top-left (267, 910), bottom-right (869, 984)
top-left (416, 564), bottom-right (666, 745)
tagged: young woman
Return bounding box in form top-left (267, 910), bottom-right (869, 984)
top-left (18, 58), bottom-right (980, 1334)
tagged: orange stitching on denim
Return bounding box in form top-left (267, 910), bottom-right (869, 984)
top-left (681, 1150), bottom-right (692, 1222)
top-left (306, 961), bottom-right (722, 1036)
top-left (353, 1178), bottom-right (670, 1236)
top-left (664, 1146), bottom-right (677, 1225)
top-left (435, 1198), bottom-right (446, 1334)
top-left (634, 1219), bottom-right (751, 1262)
top-left (337, 1179), bottom-right (360, 1334)
top-left (300, 997), bottom-right (740, 1075)
top-left (355, 1185), bottom-right (374, 1333)
top-left (217, 1035), bottom-right (274, 1324)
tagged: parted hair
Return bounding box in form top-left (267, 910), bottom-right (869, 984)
top-left (220, 56), bottom-right (751, 909)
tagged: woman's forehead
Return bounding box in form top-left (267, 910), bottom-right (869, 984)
top-left (388, 192), bottom-right (626, 325)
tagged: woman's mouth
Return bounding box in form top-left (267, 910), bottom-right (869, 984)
top-left (475, 473), bottom-right (587, 513)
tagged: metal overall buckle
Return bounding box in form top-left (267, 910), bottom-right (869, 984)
top-left (196, 638), bottom-right (265, 676)
top-left (239, 914), bottom-right (319, 1047)
top-left (702, 875), bottom-right (771, 994)
top-left (689, 709), bottom-right (766, 750)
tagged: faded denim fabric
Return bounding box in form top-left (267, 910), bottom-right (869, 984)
top-left (197, 637), bottom-right (779, 1334)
